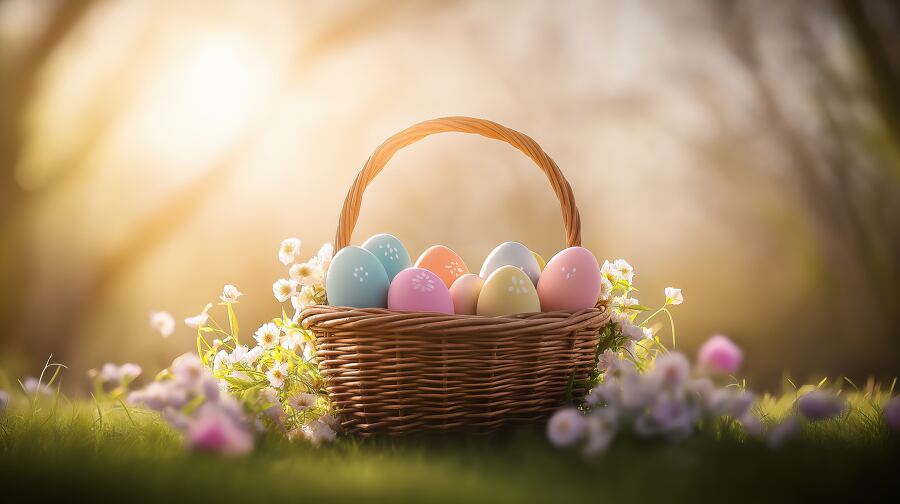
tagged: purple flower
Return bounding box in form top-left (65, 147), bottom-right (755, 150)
top-left (186, 404), bottom-right (254, 455)
top-left (697, 335), bottom-right (743, 375)
top-left (797, 390), bottom-right (846, 421)
top-left (885, 396), bottom-right (900, 431)
top-left (767, 416), bottom-right (800, 449)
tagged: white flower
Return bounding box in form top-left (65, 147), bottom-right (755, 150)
top-left (546, 407), bottom-right (587, 447)
top-left (613, 296), bottom-right (640, 311)
top-left (598, 276), bottom-right (613, 301)
top-left (279, 238), bottom-right (302, 265)
top-left (649, 352), bottom-right (691, 391)
top-left (22, 377), bottom-right (52, 396)
top-left (281, 331), bottom-right (305, 354)
top-left (709, 388), bottom-right (755, 419)
top-left (287, 392), bottom-right (317, 411)
top-left (641, 327), bottom-right (653, 340)
top-left (265, 361), bottom-right (289, 388)
top-left (303, 418), bottom-right (337, 445)
top-left (99, 363), bottom-right (121, 383)
top-left (292, 285), bottom-right (319, 311)
top-left (119, 363), bottom-right (142, 383)
top-left (583, 409), bottom-right (618, 456)
top-left (665, 287), bottom-right (683, 306)
top-left (289, 261), bottom-right (324, 286)
top-left (220, 284), bottom-right (243, 303)
top-left (213, 349), bottom-right (230, 371)
top-left (613, 259), bottom-right (634, 284)
top-left (149, 311), bottom-right (175, 337)
top-left (600, 260), bottom-right (618, 283)
top-left (272, 278), bottom-right (297, 303)
top-left (313, 242), bottom-right (334, 270)
top-left (254, 323), bottom-right (281, 349)
top-left (184, 305), bottom-right (211, 329)
top-left (619, 319), bottom-right (645, 341)
top-left (172, 353), bottom-right (204, 388)
top-left (596, 349), bottom-right (618, 373)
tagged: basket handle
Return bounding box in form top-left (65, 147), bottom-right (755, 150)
top-left (335, 116), bottom-right (581, 250)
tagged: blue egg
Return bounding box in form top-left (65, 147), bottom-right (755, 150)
top-left (325, 246), bottom-right (390, 308)
top-left (362, 233), bottom-right (411, 281)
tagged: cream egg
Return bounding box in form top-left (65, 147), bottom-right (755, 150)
top-left (480, 242), bottom-right (541, 286)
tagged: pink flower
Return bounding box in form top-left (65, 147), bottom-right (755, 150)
top-left (884, 396), bottom-right (900, 431)
top-left (186, 404), bottom-right (253, 455)
top-left (697, 334), bottom-right (743, 375)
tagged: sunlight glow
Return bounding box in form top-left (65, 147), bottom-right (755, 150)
top-left (114, 31), bottom-right (277, 176)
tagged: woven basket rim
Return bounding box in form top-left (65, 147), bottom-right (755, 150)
top-left (299, 304), bottom-right (610, 336)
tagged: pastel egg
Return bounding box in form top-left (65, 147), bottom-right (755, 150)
top-left (325, 246), bottom-right (390, 308)
top-left (415, 245), bottom-right (469, 288)
top-left (388, 268), bottom-right (454, 314)
top-left (536, 247), bottom-right (602, 312)
top-left (362, 233), bottom-right (411, 281)
top-left (480, 242), bottom-right (541, 286)
top-left (449, 274), bottom-right (484, 315)
top-left (532, 250), bottom-right (546, 271)
top-left (476, 265), bottom-right (540, 316)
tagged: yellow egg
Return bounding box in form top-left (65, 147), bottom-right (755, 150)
top-left (531, 250), bottom-right (546, 271)
top-left (476, 265), bottom-right (541, 316)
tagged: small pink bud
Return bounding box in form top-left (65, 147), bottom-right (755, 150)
top-left (697, 334), bottom-right (743, 375)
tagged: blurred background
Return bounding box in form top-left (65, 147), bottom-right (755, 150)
top-left (1, 0), bottom-right (898, 391)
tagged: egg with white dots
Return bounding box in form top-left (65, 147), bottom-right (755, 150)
top-left (388, 268), bottom-right (454, 314)
top-left (362, 233), bottom-right (411, 281)
top-left (480, 242), bottom-right (541, 286)
top-left (325, 246), bottom-right (390, 308)
top-left (476, 265), bottom-right (540, 316)
top-left (536, 246), bottom-right (602, 312)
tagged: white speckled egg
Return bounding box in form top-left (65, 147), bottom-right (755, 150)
top-left (479, 242), bottom-right (541, 286)
top-left (449, 273), bottom-right (484, 315)
top-left (362, 233), bottom-right (411, 281)
top-left (325, 246), bottom-right (390, 308)
top-left (536, 247), bottom-right (602, 311)
top-left (476, 265), bottom-right (540, 316)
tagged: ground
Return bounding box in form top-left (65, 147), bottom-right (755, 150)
top-left (1, 401), bottom-right (898, 502)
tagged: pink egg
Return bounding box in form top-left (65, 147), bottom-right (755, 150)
top-left (388, 268), bottom-right (454, 314)
top-left (536, 247), bottom-right (602, 311)
top-left (449, 274), bottom-right (484, 315)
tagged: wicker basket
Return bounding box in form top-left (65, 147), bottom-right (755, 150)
top-left (299, 116), bottom-right (611, 436)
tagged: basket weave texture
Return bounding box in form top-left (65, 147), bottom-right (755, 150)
top-left (300, 117), bottom-right (610, 436)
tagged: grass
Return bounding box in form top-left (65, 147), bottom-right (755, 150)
top-left (1, 390), bottom-right (898, 502)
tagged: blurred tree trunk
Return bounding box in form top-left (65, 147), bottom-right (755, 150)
top-left (0, 0), bottom-right (98, 358)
